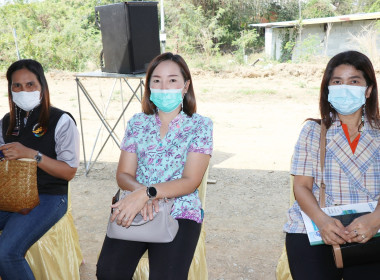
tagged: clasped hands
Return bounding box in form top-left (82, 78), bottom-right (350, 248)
top-left (110, 187), bottom-right (160, 228)
top-left (318, 213), bottom-right (380, 245)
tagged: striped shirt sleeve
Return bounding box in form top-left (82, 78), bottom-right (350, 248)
top-left (290, 121), bottom-right (320, 178)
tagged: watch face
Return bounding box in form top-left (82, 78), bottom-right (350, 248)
top-left (148, 186), bottom-right (157, 197)
top-left (35, 152), bottom-right (42, 163)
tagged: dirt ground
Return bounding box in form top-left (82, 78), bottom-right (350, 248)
top-left (0, 63), bottom-right (340, 279)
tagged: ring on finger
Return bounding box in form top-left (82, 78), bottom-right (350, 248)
top-left (354, 229), bottom-right (359, 237)
top-left (361, 234), bottom-right (366, 240)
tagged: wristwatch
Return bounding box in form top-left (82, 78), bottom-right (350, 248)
top-left (146, 185), bottom-right (157, 199)
top-left (34, 151), bottom-right (43, 163)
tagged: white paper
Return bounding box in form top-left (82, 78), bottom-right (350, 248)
top-left (301, 201), bottom-right (379, 245)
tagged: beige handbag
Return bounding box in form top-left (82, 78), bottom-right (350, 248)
top-left (0, 159), bottom-right (39, 215)
top-left (106, 189), bottom-right (179, 243)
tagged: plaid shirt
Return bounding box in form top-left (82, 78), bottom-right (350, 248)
top-left (284, 119), bottom-right (380, 233)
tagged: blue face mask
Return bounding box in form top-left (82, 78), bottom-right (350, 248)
top-left (150, 87), bottom-right (184, 113)
top-left (328, 85), bottom-right (367, 115)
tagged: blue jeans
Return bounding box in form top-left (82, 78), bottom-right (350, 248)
top-left (0, 194), bottom-right (67, 280)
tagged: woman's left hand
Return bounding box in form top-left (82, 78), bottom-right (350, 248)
top-left (110, 187), bottom-right (150, 227)
top-left (345, 212), bottom-right (380, 243)
top-left (0, 142), bottom-right (35, 160)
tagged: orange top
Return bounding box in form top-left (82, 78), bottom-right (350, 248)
top-left (341, 123), bottom-right (360, 154)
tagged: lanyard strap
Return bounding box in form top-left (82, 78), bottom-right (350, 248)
top-left (319, 121), bottom-right (327, 208)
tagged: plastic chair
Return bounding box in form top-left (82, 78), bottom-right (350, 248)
top-left (0, 185), bottom-right (83, 280)
top-left (132, 167), bottom-right (209, 280)
top-left (275, 175), bottom-right (294, 280)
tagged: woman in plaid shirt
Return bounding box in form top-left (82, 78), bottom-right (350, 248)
top-left (284, 51), bottom-right (380, 279)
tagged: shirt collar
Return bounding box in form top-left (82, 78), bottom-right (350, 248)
top-left (331, 115), bottom-right (371, 133)
top-left (154, 111), bottom-right (186, 128)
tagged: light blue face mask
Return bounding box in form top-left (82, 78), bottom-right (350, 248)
top-left (150, 87), bottom-right (184, 113)
top-left (328, 85), bottom-right (367, 115)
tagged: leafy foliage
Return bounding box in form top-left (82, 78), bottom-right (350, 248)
top-left (165, 0), bottom-right (263, 54)
top-left (302, 0), bottom-right (335, 19)
top-left (0, 0), bottom-right (378, 71)
top-left (357, 0), bottom-right (379, 12)
top-left (368, 0), bottom-right (380, 12)
top-left (0, 0), bottom-right (114, 70)
top-left (261, 0), bottom-right (302, 22)
top-left (280, 28), bottom-right (298, 62)
top-left (294, 33), bottom-right (324, 62)
top-left (332, 0), bottom-right (355, 15)
top-left (164, 1), bottom-right (228, 56)
top-left (232, 29), bottom-right (260, 63)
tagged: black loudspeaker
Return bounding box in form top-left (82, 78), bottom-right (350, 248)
top-left (95, 2), bottom-right (160, 74)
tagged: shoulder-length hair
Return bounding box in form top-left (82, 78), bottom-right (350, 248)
top-left (6, 59), bottom-right (51, 135)
top-left (317, 50), bottom-right (379, 128)
top-left (142, 52), bottom-right (197, 116)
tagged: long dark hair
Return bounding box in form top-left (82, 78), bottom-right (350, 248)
top-left (315, 50), bottom-right (379, 128)
top-left (6, 59), bottom-right (51, 135)
top-left (142, 52), bottom-right (197, 116)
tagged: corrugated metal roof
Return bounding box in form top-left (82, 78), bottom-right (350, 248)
top-left (249, 12), bottom-right (380, 28)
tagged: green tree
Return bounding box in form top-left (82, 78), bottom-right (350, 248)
top-left (167, 0), bottom-right (262, 52)
top-left (368, 0), bottom-right (380, 12)
top-left (0, 0), bottom-right (114, 70)
top-left (357, 0), bottom-right (378, 12)
top-left (332, 0), bottom-right (377, 13)
top-left (0, 0), bottom-right (377, 71)
top-left (232, 29), bottom-right (259, 63)
top-left (332, 0), bottom-right (355, 15)
top-left (302, 0), bottom-right (336, 19)
top-left (164, 1), bottom-right (227, 56)
top-left (261, 0), bottom-right (302, 22)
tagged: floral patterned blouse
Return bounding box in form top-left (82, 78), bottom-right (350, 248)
top-left (120, 111), bottom-right (213, 223)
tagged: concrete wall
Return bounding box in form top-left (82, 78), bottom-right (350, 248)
top-left (268, 19), bottom-right (380, 61)
top-left (266, 27), bottom-right (296, 60)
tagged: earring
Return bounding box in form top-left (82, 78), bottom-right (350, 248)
top-left (359, 105), bottom-right (365, 133)
top-left (362, 107), bottom-right (365, 123)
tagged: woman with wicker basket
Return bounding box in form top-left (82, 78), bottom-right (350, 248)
top-left (0, 59), bottom-right (79, 280)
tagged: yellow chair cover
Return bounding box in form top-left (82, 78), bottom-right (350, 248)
top-left (25, 186), bottom-right (83, 280)
top-left (276, 247), bottom-right (293, 280)
top-left (133, 167), bottom-right (209, 280)
top-left (276, 175), bottom-right (295, 280)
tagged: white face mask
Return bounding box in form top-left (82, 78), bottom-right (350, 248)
top-left (327, 85), bottom-right (367, 115)
top-left (12, 90), bottom-right (41, 111)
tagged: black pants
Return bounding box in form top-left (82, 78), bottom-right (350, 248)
top-left (96, 219), bottom-right (202, 280)
top-left (286, 233), bottom-right (380, 280)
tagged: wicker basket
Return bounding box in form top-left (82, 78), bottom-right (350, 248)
top-left (0, 159), bottom-right (39, 215)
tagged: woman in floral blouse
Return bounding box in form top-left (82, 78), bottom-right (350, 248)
top-left (97, 52), bottom-right (213, 280)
